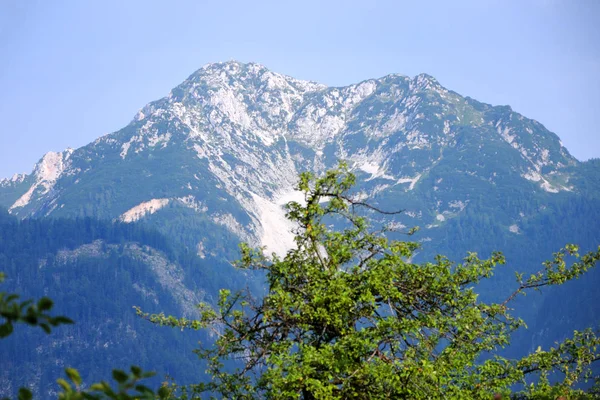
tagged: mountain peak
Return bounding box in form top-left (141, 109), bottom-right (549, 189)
top-left (188, 60), bottom-right (325, 92)
top-left (7, 148), bottom-right (73, 213)
top-left (2, 63), bottom-right (582, 229)
top-left (196, 60), bottom-right (264, 76)
top-left (414, 72), bottom-right (436, 81)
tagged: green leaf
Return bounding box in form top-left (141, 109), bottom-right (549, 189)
top-left (5, 294), bottom-right (19, 303)
top-left (89, 383), bottom-right (106, 391)
top-left (37, 297), bottom-right (53, 311)
top-left (112, 369), bottom-right (128, 384)
top-left (140, 371), bottom-right (156, 379)
top-left (40, 323), bottom-right (51, 334)
top-left (17, 388), bottom-right (32, 400)
top-left (65, 367), bottom-right (82, 386)
top-left (56, 378), bottom-right (71, 392)
top-left (157, 386), bottom-right (170, 399)
top-left (0, 323), bottom-right (13, 338)
top-left (51, 316), bottom-right (74, 325)
top-left (130, 365), bottom-right (142, 377)
top-left (135, 384), bottom-right (153, 394)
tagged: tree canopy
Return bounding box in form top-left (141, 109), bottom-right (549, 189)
top-left (138, 163), bottom-right (600, 399)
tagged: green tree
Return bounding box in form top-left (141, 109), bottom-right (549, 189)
top-left (139, 163), bottom-right (600, 399)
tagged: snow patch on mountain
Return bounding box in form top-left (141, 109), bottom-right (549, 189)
top-left (443, 120), bottom-right (451, 134)
top-left (347, 147), bottom-right (395, 181)
top-left (289, 81), bottom-right (377, 147)
top-left (540, 180), bottom-right (560, 194)
top-left (359, 161), bottom-right (380, 176)
top-left (119, 196), bottom-right (208, 223)
top-left (120, 199), bottom-right (170, 222)
top-left (523, 170), bottom-right (543, 183)
top-left (293, 106), bottom-right (346, 148)
top-left (9, 150), bottom-right (73, 211)
top-left (521, 169), bottom-right (566, 193)
top-left (397, 174), bottom-right (422, 191)
top-left (0, 173), bottom-right (26, 187)
top-left (209, 87), bottom-right (253, 131)
top-left (120, 142), bottom-right (132, 159)
top-left (9, 186), bottom-right (36, 211)
top-left (196, 241), bottom-right (206, 259)
top-left (497, 125), bottom-right (516, 144)
top-left (176, 195), bottom-right (208, 213)
top-left (380, 109), bottom-right (409, 137)
top-left (147, 131), bottom-right (172, 148)
top-left (448, 200), bottom-right (467, 211)
top-left (249, 190), bottom-right (305, 256)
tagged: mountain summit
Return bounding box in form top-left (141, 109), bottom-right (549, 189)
top-left (1, 62), bottom-right (599, 397)
top-left (0, 61), bottom-right (590, 255)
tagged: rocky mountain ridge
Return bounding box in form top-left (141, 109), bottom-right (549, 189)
top-left (1, 61), bottom-right (599, 398)
top-left (0, 61), bottom-right (585, 256)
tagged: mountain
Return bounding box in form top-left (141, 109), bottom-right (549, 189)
top-left (0, 210), bottom-right (225, 397)
top-left (0, 62), bottom-right (590, 252)
top-left (1, 61), bottom-right (599, 395)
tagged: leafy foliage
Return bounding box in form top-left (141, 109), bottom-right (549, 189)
top-left (139, 163), bottom-right (600, 399)
top-left (1, 274), bottom-right (171, 400)
top-left (0, 272), bottom-right (73, 338)
top-left (55, 366), bottom-right (171, 400)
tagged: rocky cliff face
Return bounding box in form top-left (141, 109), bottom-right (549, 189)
top-left (1, 61), bottom-right (599, 397)
top-left (0, 61), bottom-right (586, 257)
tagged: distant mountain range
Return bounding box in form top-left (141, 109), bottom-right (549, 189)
top-left (1, 61), bottom-right (593, 252)
top-left (1, 61), bottom-right (599, 397)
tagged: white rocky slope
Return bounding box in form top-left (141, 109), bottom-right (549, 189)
top-left (0, 61), bottom-right (580, 255)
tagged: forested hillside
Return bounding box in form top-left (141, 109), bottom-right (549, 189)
top-left (1, 62), bottom-right (599, 397)
top-left (0, 208), bottom-right (253, 398)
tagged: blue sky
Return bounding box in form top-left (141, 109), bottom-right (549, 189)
top-left (0, 0), bottom-right (598, 178)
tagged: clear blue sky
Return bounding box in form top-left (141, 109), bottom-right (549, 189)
top-left (1, 0), bottom-right (599, 178)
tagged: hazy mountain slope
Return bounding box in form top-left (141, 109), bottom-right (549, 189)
top-left (0, 210), bottom-right (251, 398)
top-left (0, 61), bottom-right (584, 257)
top-left (0, 61), bottom-right (598, 394)
top-left (2, 59), bottom-right (597, 332)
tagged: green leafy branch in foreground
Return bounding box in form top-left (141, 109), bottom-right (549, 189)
top-left (137, 162), bottom-right (600, 399)
top-left (0, 272), bottom-right (73, 338)
top-left (55, 366), bottom-right (172, 400)
top-left (1, 272), bottom-right (169, 400)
